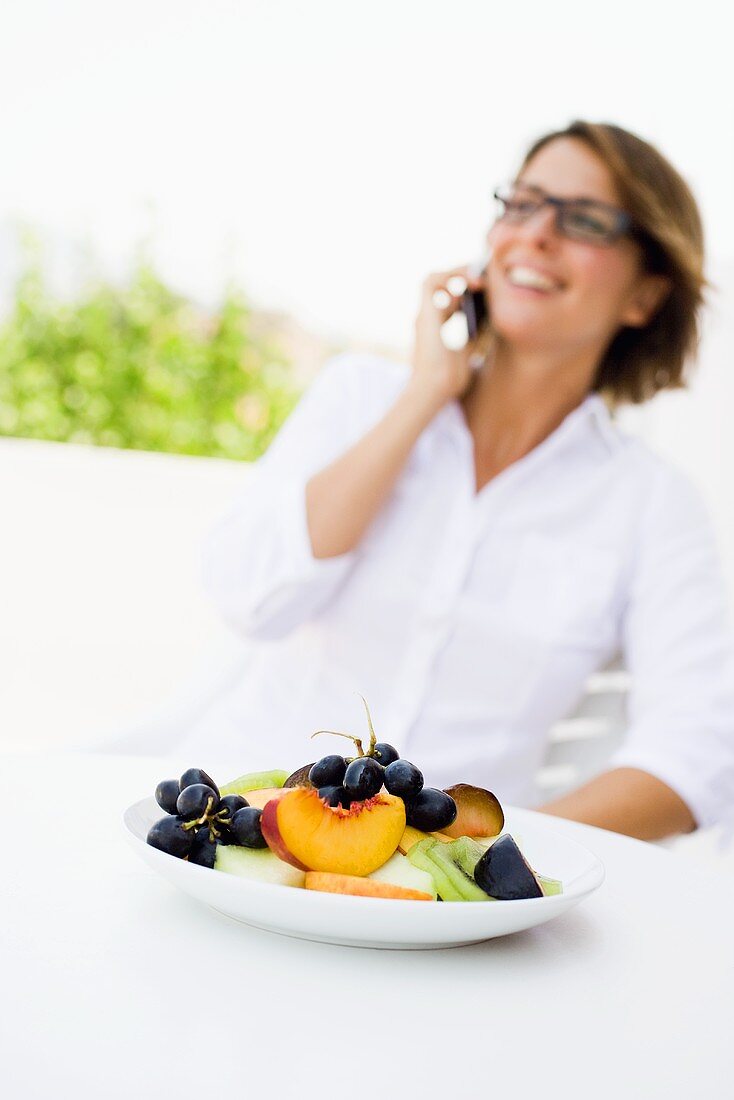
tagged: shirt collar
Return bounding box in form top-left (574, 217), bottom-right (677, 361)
top-left (582, 393), bottom-right (622, 454)
top-left (440, 389), bottom-right (622, 457)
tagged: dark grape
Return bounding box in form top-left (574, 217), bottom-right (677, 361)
top-left (155, 778), bottom-right (180, 815)
top-left (147, 815), bottom-right (194, 858)
top-left (309, 755), bottom-right (347, 788)
top-left (343, 757), bottom-right (384, 800)
top-left (373, 743), bottom-right (400, 767)
top-left (177, 784), bottom-right (219, 820)
top-left (405, 788), bottom-right (457, 831)
top-left (229, 807), bottom-right (267, 848)
top-left (217, 794), bottom-right (249, 820)
top-left (188, 828), bottom-right (220, 868)
top-left (384, 759), bottom-right (424, 800)
top-left (318, 785), bottom-right (352, 808)
top-left (179, 768), bottom-right (220, 799)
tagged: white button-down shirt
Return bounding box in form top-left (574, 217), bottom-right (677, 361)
top-left (193, 352), bottom-right (734, 827)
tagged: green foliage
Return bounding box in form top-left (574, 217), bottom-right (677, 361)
top-left (0, 252), bottom-right (301, 460)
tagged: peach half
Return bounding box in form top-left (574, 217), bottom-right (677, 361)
top-left (261, 787), bottom-right (406, 876)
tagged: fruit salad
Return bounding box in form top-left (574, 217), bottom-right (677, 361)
top-left (146, 702), bottom-right (562, 902)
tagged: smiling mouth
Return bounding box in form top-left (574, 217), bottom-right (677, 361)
top-left (505, 265), bottom-right (563, 292)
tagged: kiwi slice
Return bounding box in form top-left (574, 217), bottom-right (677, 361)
top-left (407, 840), bottom-right (461, 901)
top-left (448, 836), bottom-right (487, 879)
top-left (537, 875), bottom-right (563, 897)
top-left (429, 842), bottom-right (492, 902)
top-left (407, 839), bottom-right (490, 902)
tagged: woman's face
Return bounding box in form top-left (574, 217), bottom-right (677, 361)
top-left (485, 137), bottom-right (666, 358)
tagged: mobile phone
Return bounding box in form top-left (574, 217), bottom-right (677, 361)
top-left (460, 256), bottom-right (490, 341)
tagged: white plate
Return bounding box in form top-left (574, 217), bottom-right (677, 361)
top-left (123, 796), bottom-right (604, 949)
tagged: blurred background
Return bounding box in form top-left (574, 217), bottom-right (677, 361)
top-left (1, 0), bottom-right (732, 754)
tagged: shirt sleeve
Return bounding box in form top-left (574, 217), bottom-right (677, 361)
top-left (609, 462), bottom-right (734, 829)
top-left (201, 351), bottom-right (386, 640)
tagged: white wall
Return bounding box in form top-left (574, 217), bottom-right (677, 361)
top-left (619, 262), bottom-right (734, 597)
top-left (0, 438), bottom-right (244, 750)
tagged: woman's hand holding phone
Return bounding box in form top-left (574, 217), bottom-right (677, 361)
top-left (410, 266), bottom-right (486, 410)
top-left (304, 263), bottom-right (486, 560)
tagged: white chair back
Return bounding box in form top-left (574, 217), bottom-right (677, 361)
top-left (536, 658), bottom-right (630, 801)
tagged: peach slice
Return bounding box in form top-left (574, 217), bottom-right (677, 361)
top-left (305, 872), bottom-right (432, 901)
top-left (441, 784), bottom-right (505, 839)
top-left (238, 787), bottom-right (291, 811)
top-left (261, 787), bottom-right (406, 876)
top-left (397, 825), bottom-right (453, 854)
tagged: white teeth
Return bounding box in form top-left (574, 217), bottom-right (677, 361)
top-left (507, 266), bottom-right (558, 291)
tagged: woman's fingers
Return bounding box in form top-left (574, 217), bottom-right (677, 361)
top-left (430, 288), bottom-right (460, 322)
top-left (420, 268), bottom-right (467, 324)
top-left (422, 266), bottom-right (485, 319)
top-left (423, 265), bottom-right (484, 294)
top-left (422, 268), bottom-right (464, 303)
top-left (411, 266), bottom-right (483, 403)
top-left (422, 264), bottom-right (473, 288)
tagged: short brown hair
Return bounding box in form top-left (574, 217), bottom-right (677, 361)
top-left (518, 121), bottom-right (707, 405)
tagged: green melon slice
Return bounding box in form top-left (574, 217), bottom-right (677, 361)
top-left (219, 769), bottom-right (290, 797)
top-left (214, 844), bottom-right (305, 888)
top-left (367, 851), bottom-right (437, 900)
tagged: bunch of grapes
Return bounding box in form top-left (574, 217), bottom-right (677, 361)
top-left (146, 767), bottom-right (267, 866)
top-left (309, 738), bottom-right (457, 832)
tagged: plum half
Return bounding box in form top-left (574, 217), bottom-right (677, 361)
top-left (283, 763), bottom-right (316, 789)
top-left (472, 834), bottom-right (543, 900)
top-left (441, 784), bottom-right (504, 839)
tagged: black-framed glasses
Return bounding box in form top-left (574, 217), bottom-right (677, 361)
top-left (493, 181), bottom-right (634, 245)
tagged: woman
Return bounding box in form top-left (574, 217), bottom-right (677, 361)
top-left (194, 120), bottom-right (734, 840)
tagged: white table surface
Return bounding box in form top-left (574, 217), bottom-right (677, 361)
top-left (3, 751), bottom-right (733, 1099)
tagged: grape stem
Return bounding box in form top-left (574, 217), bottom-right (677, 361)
top-left (181, 795), bottom-right (219, 833)
top-left (311, 729), bottom-right (365, 757)
top-left (211, 807), bottom-right (236, 838)
top-left (310, 695), bottom-right (380, 761)
top-left (358, 694), bottom-right (378, 757)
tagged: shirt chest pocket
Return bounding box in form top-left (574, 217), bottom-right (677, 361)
top-left (504, 533), bottom-right (621, 647)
